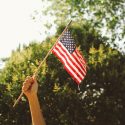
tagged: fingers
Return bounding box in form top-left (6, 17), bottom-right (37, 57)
top-left (26, 76), bottom-right (34, 83)
top-left (22, 76), bottom-right (34, 92)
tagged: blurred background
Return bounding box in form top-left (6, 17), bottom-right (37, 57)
top-left (0, 0), bottom-right (125, 125)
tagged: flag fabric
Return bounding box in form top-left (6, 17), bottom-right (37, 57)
top-left (52, 29), bottom-right (87, 84)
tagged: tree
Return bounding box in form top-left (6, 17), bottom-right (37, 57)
top-left (0, 24), bottom-right (125, 125)
top-left (41, 0), bottom-right (125, 51)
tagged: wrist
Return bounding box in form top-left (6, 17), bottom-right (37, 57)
top-left (27, 93), bottom-right (38, 101)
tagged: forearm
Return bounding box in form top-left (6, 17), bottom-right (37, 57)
top-left (28, 94), bottom-right (46, 125)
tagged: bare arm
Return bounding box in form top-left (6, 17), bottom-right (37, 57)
top-left (22, 76), bottom-right (46, 125)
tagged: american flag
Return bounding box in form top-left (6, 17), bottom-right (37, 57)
top-left (52, 29), bottom-right (87, 84)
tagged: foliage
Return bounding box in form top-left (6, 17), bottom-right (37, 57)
top-left (0, 25), bottom-right (125, 125)
top-left (42, 0), bottom-right (125, 50)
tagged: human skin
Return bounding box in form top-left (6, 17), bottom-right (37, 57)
top-left (22, 76), bottom-right (46, 125)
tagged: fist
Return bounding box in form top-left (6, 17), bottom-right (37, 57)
top-left (22, 76), bottom-right (38, 98)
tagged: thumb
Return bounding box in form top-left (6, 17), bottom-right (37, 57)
top-left (32, 75), bottom-right (37, 83)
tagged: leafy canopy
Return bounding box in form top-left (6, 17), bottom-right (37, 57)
top-left (0, 24), bottom-right (125, 125)
top-left (42, 0), bottom-right (125, 50)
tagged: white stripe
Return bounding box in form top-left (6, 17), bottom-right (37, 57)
top-left (56, 45), bottom-right (84, 79)
top-left (76, 50), bottom-right (86, 64)
top-left (73, 52), bottom-right (87, 73)
top-left (53, 48), bottom-right (82, 82)
top-left (58, 42), bottom-right (86, 75)
top-left (53, 49), bottom-right (81, 83)
top-left (73, 52), bottom-right (87, 72)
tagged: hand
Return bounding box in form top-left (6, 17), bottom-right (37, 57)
top-left (22, 75), bottom-right (38, 99)
top-left (22, 75), bottom-right (46, 125)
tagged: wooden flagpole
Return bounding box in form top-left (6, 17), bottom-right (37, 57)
top-left (13, 20), bottom-right (72, 107)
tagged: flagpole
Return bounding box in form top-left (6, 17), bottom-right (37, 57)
top-left (13, 20), bottom-right (72, 107)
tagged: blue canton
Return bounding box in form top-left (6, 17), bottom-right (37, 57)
top-left (60, 30), bottom-right (76, 53)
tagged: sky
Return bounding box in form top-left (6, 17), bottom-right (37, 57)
top-left (0, 0), bottom-right (54, 60)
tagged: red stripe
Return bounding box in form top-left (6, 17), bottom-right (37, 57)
top-left (72, 51), bottom-right (87, 74)
top-left (52, 49), bottom-right (64, 64)
top-left (76, 49), bottom-right (86, 64)
top-left (52, 48), bottom-right (81, 84)
top-left (53, 46), bottom-right (83, 81)
top-left (57, 43), bottom-right (86, 76)
top-left (55, 44), bottom-right (85, 79)
top-left (64, 66), bottom-right (81, 84)
top-left (72, 51), bottom-right (87, 73)
top-left (52, 42), bottom-right (87, 84)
